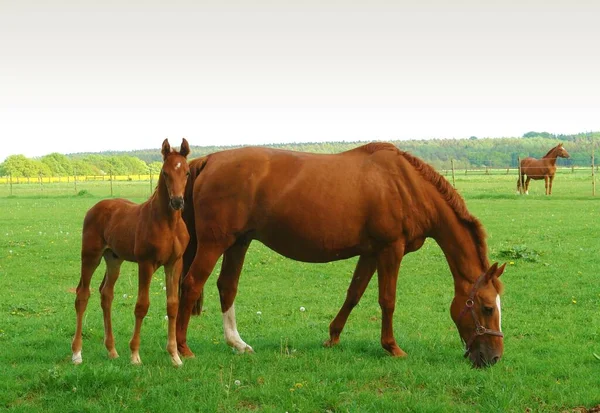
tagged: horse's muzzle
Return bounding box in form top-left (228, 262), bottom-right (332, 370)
top-left (170, 197), bottom-right (185, 210)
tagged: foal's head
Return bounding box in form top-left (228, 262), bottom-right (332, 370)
top-left (450, 263), bottom-right (505, 368)
top-left (160, 138), bottom-right (191, 210)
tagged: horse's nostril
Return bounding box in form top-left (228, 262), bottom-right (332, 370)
top-left (490, 355), bottom-right (500, 365)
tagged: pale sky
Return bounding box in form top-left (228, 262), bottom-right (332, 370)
top-left (1, 0), bottom-right (599, 162)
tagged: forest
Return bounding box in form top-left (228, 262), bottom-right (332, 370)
top-left (1, 131), bottom-right (598, 178)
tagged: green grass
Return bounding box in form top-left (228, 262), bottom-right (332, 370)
top-left (0, 174), bottom-right (599, 412)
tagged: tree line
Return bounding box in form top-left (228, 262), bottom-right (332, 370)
top-left (1, 131), bottom-right (598, 178)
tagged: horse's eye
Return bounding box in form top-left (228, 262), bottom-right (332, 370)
top-left (483, 306), bottom-right (494, 316)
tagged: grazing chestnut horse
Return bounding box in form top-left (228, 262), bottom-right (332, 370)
top-left (517, 143), bottom-right (570, 195)
top-left (72, 139), bottom-right (191, 366)
top-left (177, 143), bottom-right (505, 368)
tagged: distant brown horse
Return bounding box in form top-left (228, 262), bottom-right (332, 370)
top-left (72, 139), bottom-right (191, 366)
top-left (517, 143), bottom-right (570, 195)
top-left (177, 143), bottom-right (505, 368)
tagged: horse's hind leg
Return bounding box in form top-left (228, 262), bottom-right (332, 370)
top-left (217, 242), bottom-right (252, 353)
top-left (324, 255), bottom-right (377, 348)
top-left (177, 244), bottom-right (227, 358)
top-left (376, 243), bottom-right (407, 357)
top-left (129, 261), bottom-right (156, 364)
top-left (99, 251), bottom-right (123, 360)
top-left (72, 241), bottom-right (103, 364)
top-left (525, 177), bottom-right (531, 195)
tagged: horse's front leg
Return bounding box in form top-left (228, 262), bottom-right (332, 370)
top-left (376, 243), bottom-right (407, 357)
top-left (325, 254), bottom-right (377, 348)
top-left (544, 175), bottom-right (550, 195)
top-left (217, 242), bottom-right (253, 353)
top-left (164, 259), bottom-right (183, 366)
top-left (549, 175), bottom-right (554, 195)
top-left (129, 261), bottom-right (156, 364)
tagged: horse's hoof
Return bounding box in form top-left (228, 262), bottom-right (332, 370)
top-left (178, 346), bottom-right (195, 358)
top-left (385, 346), bottom-right (408, 357)
top-left (130, 354), bottom-right (142, 365)
top-left (72, 352), bottom-right (83, 364)
top-left (107, 350), bottom-right (119, 359)
top-left (323, 338), bottom-right (339, 348)
top-left (171, 355), bottom-right (183, 367)
top-left (242, 345), bottom-right (254, 354)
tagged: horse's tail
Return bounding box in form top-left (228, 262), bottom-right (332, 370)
top-left (517, 159), bottom-right (525, 192)
top-left (180, 155), bottom-right (209, 316)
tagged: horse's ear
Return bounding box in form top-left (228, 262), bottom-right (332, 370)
top-left (558, 142), bottom-right (563, 147)
top-left (485, 262), bottom-right (505, 282)
top-left (161, 139), bottom-right (171, 160)
top-left (179, 138), bottom-right (190, 158)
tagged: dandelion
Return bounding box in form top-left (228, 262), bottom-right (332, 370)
top-left (164, 315), bottom-right (169, 320)
top-left (234, 380), bottom-right (241, 386)
top-left (123, 294), bottom-right (128, 299)
top-left (256, 311), bottom-right (262, 315)
top-left (163, 286), bottom-right (167, 291)
top-left (509, 261), bottom-right (514, 265)
top-left (8, 250), bottom-right (12, 254)
top-left (299, 306), bottom-right (306, 312)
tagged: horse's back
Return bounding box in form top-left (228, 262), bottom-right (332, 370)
top-left (520, 157), bottom-right (555, 178)
top-left (191, 144), bottom-right (427, 261)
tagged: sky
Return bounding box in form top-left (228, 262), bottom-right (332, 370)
top-left (1, 0), bottom-right (599, 162)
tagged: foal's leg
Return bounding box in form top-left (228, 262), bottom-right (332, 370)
top-left (217, 242), bottom-right (252, 353)
top-left (99, 251), bottom-right (123, 359)
top-left (324, 255), bottom-right (377, 348)
top-left (164, 259), bottom-right (183, 366)
top-left (129, 261), bottom-right (156, 364)
top-left (177, 244), bottom-right (226, 357)
top-left (72, 242), bottom-right (103, 364)
top-left (376, 243), bottom-right (406, 357)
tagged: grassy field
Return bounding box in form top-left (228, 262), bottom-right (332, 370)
top-left (0, 171), bottom-right (599, 412)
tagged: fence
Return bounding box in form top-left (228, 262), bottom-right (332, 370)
top-left (1, 165), bottom-right (598, 198)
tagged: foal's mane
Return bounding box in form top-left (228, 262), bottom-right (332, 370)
top-left (360, 142), bottom-right (490, 273)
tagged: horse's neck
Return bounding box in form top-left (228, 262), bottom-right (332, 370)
top-left (430, 207), bottom-right (486, 293)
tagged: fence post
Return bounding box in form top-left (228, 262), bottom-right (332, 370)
top-left (593, 148), bottom-right (596, 196)
top-left (110, 168), bottom-right (114, 197)
top-left (38, 174), bottom-right (43, 193)
top-left (149, 173), bottom-right (153, 196)
top-left (9, 173), bottom-right (13, 196)
top-left (74, 168), bottom-right (78, 194)
top-left (451, 159), bottom-right (456, 188)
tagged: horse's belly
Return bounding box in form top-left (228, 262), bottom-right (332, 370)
top-left (255, 220), bottom-right (369, 263)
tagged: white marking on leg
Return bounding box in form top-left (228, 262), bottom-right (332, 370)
top-left (222, 304), bottom-right (254, 353)
top-left (496, 295), bottom-right (502, 332)
top-left (72, 351), bottom-right (82, 364)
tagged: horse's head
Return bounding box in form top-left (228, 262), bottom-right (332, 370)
top-left (161, 138), bottom-right (191, 210)
top-left (556, 143), bottom-right (570, 159)
top-left (451, 262), bottom-right (505, 368)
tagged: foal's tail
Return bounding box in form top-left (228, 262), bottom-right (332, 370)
top-left (180, 155), bottom-right (209, 316)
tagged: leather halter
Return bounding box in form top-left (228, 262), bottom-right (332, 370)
top-left (457, 273), bottom-right (504, 358)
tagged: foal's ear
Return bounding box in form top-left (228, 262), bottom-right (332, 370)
top-left (179, 138), bottom-right (190, 158)
top-left (485, 262), bottom-right (506, 281)
top-left (161, 139), bottom-right (172, 160)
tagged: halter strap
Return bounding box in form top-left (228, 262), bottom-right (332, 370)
top-left (458, 273), bottom-right (503, 358)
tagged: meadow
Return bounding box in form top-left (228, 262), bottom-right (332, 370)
top-left (0, 170), bottom-right (598, 412)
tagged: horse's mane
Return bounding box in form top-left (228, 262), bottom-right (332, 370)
top-left (543, 144), bottom-right (561, 158)
top-left (359, 143), bottom-right (490, 273)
